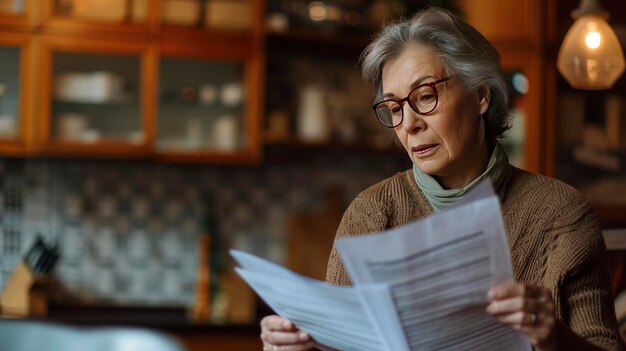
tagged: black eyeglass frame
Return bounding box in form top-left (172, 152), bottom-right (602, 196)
top-left (372, 76), bottom-right (453, 128)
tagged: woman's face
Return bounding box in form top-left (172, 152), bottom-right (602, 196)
top-left (381, 44), bottom-right (490, 188)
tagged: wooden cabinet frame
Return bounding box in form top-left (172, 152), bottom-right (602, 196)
top-left (156, 38), bottom-right (263, 164)
top-left (0, 0), bottom-right (266, 164)
top-left (39, 0), bottom-right (160, 39)
top-left (0, 0), bottom-right (39, 31)
top-left (36, 36), bottom-right (158, 158)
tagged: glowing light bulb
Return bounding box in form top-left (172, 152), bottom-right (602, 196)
top-left (308, 2), bottom-right (327, 22)
top-left (585, 31), bottom-right (601, 49)
top-left (557, 14), bottom-right (625, 89)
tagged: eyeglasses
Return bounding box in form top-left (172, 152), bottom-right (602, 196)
top-left (372, 76), bottom-right (452, 128)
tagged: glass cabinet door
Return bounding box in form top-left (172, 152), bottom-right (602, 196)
top-left (203, 0), bottom-right (252, 31)
top-left (50, 51), bottom-right (143, 144)
top-left (52, 0), bottom-right (146, 24)
top-left (0, 0), bottom-right (33, 26)
top-left (0, 45), bottom-right (21, 140)
top-left (0, 0), bottom-right (24, 15)
top-left (38, 37), bottom-right (154, 155)
top-left (160, 0), bottom-right (252, 30)
top-left (0, 33), bottom-right (32, 155)
top-left (161, 0), bottom-right (202, 27)
top-left (157, 58), bottom-right (246, 153)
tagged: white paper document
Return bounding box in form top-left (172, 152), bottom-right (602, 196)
top-left (231, 181), bottom-right (532, 351)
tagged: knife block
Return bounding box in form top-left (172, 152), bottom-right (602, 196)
top-left (0, 262), bottom-right (50, 318)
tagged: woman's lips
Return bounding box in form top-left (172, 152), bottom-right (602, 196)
top-left (411, 144), bottom-right (438, 158)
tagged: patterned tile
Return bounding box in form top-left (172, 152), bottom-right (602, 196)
top-left (0, 151), bottom-right (409, 305)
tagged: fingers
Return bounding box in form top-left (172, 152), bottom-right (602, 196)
top-left (488, 282), bottom-right (545, 300)
top-left (487, 284), bottom-right (554, 320)
top-left (486, 294), bottom-right (542, 315)
top-left (487, 283), bottom-right (552, 317)
top-left (486, 283), bottom-right (557, 349)
top-left (261, 315), bottom-right (296, 332)
top-left (489, 310), bottom-right (542, 326)
top-left (262, 341), bottom-right (316, 351)
top-left (261, 331), bottom-right (310, 345)
top-left (260, 315), bottom-right (312, 350)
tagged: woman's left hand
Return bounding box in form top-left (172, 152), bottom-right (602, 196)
top-left (486, 282), bottom-right (558, 351)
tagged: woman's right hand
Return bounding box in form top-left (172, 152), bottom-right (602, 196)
top-left (260, 315), bottom-right (314, 351)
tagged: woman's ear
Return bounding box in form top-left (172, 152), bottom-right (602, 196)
top-left (478, 85), bottom-right (491, 115)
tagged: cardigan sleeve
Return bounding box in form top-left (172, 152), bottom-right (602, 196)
top-left (325, 189), bottom-right (389, 286)
top-left (546, 189), bottom-right (624, 350)
top-left (559, 247), bottom-right (624, 350)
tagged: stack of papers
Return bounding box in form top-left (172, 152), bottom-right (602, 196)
top-left (232, 181), bottom-right (531, 351)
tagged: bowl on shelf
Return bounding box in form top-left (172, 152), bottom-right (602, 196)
top-left (55, 113), bottom-right (88, 142)
top-left (54, 72), bottom-right (125, 104)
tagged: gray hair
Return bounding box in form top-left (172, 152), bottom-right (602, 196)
top-left (361, 7), bottom-right (511, 141)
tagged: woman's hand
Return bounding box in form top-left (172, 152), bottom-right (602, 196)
top-left (260, 315), bottom-right (314, 351)
top-left (487, 282), bottom-right (558, 351)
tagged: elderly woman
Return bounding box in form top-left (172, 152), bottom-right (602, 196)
top-left (260, 7), bottom-right (623, 351)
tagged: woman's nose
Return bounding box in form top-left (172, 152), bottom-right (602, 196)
top-left (400, 102), bottom-right (425, 133)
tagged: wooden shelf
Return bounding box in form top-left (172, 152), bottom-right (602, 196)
top-left (45, 303), bottom-right (263, 351)
top-left (156, 148), bottom-right (261, 164)
top-left (39, 140), bottom-right (152, 159)
top-left (268, 27), bottom-right (369, 44)
top-left (266, 28), bottom-right (370, 54)
top-left (40, 18), bottom-right (151, 38)
top-left (263, 134), bottom-right (403, 154)
top-left (0, 0), bottom-right (265, 164)
top-left (161, 27), bottom-right (255, 59)
top-left (0, 0), bottom-right (38, 31)
top-left (46, 302), bottom-right (259, 329)
top-left (53, 98), bottom-right (136, 106)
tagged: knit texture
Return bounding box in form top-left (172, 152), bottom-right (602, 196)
top-left (325, 167), bottom-right (623, 350)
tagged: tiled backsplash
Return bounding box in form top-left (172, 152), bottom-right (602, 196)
top-left (0, 146), bottom-right (410, 306)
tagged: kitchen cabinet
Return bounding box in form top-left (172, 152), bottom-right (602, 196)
top-left (37, 36), bottom-right (156, 157)
top-left (156, 2), bottom-right (263, 164)
top-left (156, 53), bottom-right (261, 163)
top-left (0, 0), bottom-right (263, 163)
top-left (263, 0), bottom-right (545, 164)
top-left (262, 4), bottom-right (397, 153)
top-left (263, 31), bottom-right (383, 150)
top-left (0, 32), bottom-right (34, 155)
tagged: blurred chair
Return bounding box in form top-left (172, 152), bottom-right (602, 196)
top-left (0, 320), bottom-right (186, 351)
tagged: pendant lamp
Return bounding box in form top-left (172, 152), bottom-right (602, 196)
top-left (557, 0), bottom-right (625, 90)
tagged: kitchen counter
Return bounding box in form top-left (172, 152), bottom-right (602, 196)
top-left (41, 304), bottom-right (262, 351)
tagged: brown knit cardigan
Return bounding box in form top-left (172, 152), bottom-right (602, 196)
top-left (325, 167), bottom-right (623, 350)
